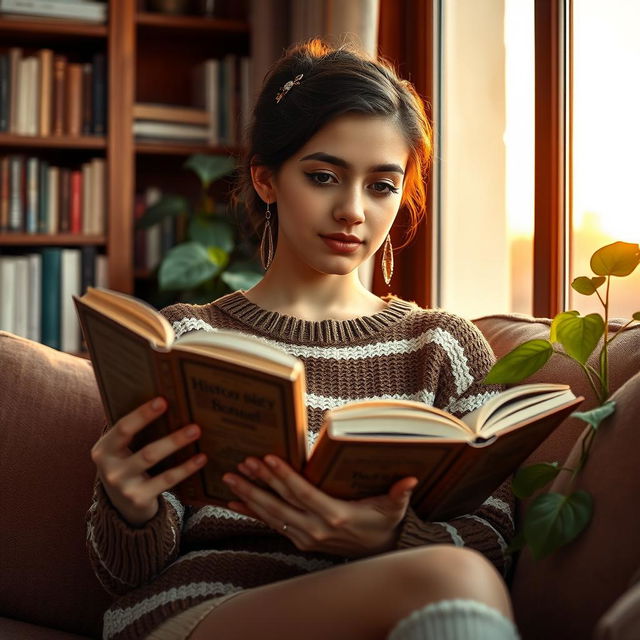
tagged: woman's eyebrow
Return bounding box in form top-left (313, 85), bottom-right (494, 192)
top-left (299, 152), bottom-right (405, 175)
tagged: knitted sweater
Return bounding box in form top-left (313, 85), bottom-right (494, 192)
top-left (87, 292), bottom-right (515, 640)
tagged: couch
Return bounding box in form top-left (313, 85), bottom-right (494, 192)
top-left (1, 314), bottom-right (639, 639)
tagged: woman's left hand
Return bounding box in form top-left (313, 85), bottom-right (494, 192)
top-left (223, 455), bottom-right (417, 558)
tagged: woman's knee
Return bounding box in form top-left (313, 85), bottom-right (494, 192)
top-left (385, 546), bottom-right (512, 617)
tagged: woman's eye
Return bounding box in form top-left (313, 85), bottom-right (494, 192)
top-left (305, 172), bottom-right (336, 186)
top-left (371, 182), bottom-right (400, 195)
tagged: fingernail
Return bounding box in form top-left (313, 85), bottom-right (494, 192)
top-left (151, 397), bottom-right (164, 411)
top-left (245, 458), bottom-right (259, 471)
top-left (223, 474), bottom-right (236, 486)
top-left (264, 456), bottom-right (278, 468)
top-left (185, 424), bottom-right (199, 437)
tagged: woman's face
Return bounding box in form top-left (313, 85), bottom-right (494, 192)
top-left (268, 113), bottom-right (410, 277)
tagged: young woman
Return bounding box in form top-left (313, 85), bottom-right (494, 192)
top-left (87, 40), bottom-right (519, 640)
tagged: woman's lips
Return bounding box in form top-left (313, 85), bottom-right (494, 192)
top-left (320, 235), bottom-right (363, 254)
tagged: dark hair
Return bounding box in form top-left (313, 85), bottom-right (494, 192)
top-left (232, 39), bottom-right (433, 248)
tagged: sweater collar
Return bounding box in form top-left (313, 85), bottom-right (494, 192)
top-left (214, 290), bottom-right (416, 344)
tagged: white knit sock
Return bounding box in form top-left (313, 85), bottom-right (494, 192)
top-left (387, 599), bottom-right (520, 640)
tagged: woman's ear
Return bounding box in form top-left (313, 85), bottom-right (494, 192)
top-left (250, 164), bottom-right (276, 204)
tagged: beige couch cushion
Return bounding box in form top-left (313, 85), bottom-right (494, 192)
top-left (0, 332), bottom-right (110, 637)
top-left (595, 574), bottom-right (640, 640)
top-left (510, 370), bottom-right (640, 639)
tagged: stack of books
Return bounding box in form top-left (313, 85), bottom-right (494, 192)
top-left (133, 103), bottom-right (211, 145)
top-left (0, 0), bottom-right (107, 23)
top-left (0, 247), bottom-right (107, 352)
top-left (0, 48), bottom-right (107, 137)
top-left (0, 155), bottom-right (106, 235)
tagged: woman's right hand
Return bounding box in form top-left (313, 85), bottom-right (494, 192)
top-left (90, 397), bottom-right (207, 527)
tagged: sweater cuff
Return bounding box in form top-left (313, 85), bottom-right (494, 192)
top-left (396, 507), bottom-right (460, 548)
top-left (87, 481), bottom-right (180, 588)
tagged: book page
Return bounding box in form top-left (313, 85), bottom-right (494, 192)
top-left (174, 353), bottom-right (305, 503)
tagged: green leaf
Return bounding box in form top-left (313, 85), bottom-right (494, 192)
top-left (221, 269), bottom-right (263, 291)
top-left (555, 313), bottom-right (605, 364)
top-left (571, 400), bottom-right (616, 430)
top-left (158, 242), bottom-right (220, 290)
top-left (512, 462), bottom-right (561, 499)
top-left (633, 312), bottom-right (640, 322)
top-left (136, 195), bottom-right (189, 230)
top-left (550, 310), bottom-right (579, 343)
top-left (524, 490), bottom-right (593, 559)
top-left (571, 276), bottom-right (606, 296)
top-left (206, 246), bottom-right (229, 271)
top-left (188, 217), bottom-right (235, 253)
top-left (590, 241), bottom-right (640, 277)
top-left (183, 154), bottom-right (236, 189)
top-left (484, 339), bottom-right (553, 384)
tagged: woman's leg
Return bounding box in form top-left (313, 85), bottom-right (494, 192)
top-left (190, 545), bottom-right (515, 640)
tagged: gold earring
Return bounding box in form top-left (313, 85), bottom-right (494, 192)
top-left (381, 234), bottom-right (394, 286)
top-left (260, 202), bottom-right (274, 270)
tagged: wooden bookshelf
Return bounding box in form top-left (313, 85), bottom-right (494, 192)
top-left (0, 16), bottom-right (107, 39)
top-left (0, 133), bottom-right (106, 149)
top-left (136, 12), bottom-right (249, 33)
top-left (0, 234), bottom-right (106, 246)
top-left (135, 141), bottom-right (241, 156)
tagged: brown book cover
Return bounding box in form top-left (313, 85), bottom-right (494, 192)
top-left (37, 49), bottom-right (53, 137)
top-left (74, 287), bottom-right (584, 516)
top-left (0, 156), bottom-right (9, 231)
top-left (8, 48), bottom-right (22, 134)
top-left (69, 169), bottom-right (82, 233)
top-left (65, 63), bottom-right (83, 137)
top-left (81, 63), bottom-right (93, 135)
top-left (52, 54), bottom-right (66, 136)
top-left (133, 103), bottom-right (210, 126)
top-left (74, 287), bottom-right (308, 508)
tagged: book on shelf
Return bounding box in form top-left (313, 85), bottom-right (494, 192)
top-left (0, 256), bottom-right (17, 333)
top-left (38, 49), bottom-right (53, 137)
top-left (0, 0), bottom-right (107, 23)
top-left (0, 53), bottom-right (9, 133)
top-left (0, 156), bottom-right (9, 231)
top-left (192, 59), bottom-right (219, 145)
top-left (74, 287), bottom-right (585, 519)
top-left (133, 103), bottom-right (210, 127)
top-left (133, 120), bottom-right (210, 143)
top-left (65, 63), bottom-right (83, 137)
top-left (40, 247), bottom-right (61, 349)
top-left (60, 248), bottom-right (81, 352)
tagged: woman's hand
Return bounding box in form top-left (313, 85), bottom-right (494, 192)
top-left (223, 456), bottom-right (417, 557)
top-left (90, 397), bottom-right (207, 527)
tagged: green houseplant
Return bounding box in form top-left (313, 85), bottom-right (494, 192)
top-left (484, 241), bottom-right (640, 559)
top-left (136, 154), bottom-right (263, 305)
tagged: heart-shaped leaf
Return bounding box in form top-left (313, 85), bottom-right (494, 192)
top-left (633, 312), bottom-right (640, 322)
top-left (136, 195), bottom-right (189, 229)
top-left (571, 276), bottom-right (606, 296)
top-left (524, 490), bottom-right (593, 559)
top-left (206, 246), bottom-right (229, 271)
top-left (590, 241), bottom-right (640, 277)
top-left (184, 154), bottom-right (236, 189)
top-left (188, 217), bottom-right (235, 253)
top-left (555, 313), bottom-right (605, 364)
top-left (512, 462), bottom-right (561, 499)
top-left (571, 400), bottom-right (616, 430)
top-left (484, 339), bottom-right (553, 384)
top-left (158, 242), bottom-right (219, 290)
top-left (550, 310), bottom-right (579, 343)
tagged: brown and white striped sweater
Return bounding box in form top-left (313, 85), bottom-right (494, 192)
top-left (87, 291), bottom-right (514, 640)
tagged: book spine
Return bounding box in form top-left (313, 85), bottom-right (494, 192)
top-left (80, 244), bottom-right (96, 293)
top-left (81, 62), bottom-right (92, 135)
top-left (66, 63), bottom-right (82, 137)
top-left (0, 257), bottom-right (17, 333)
top-left (91, 53), bottom-right (106, 135)
top-left (52, 54), bottom-right (66, 136)
top-left (91, 157), bottom-right (105, 234)
top-left (0, 0), bottom-right (107, 21)
top-left (69, 168), bottom-right (82, 233)
top-left (57, 166), bottom-right (70, 232)
top-left (16, 57), bottom-right (29, 135)
top-left (0, 53), bottom-right (9, 132)
top-left (28, 55), bottom-right (39, 136)
top-left (40, 247), bottom-right (61, 349)
top-left (81, 161), bottom-right (92, 234)
top-left (46, 165), bottom-right (58, 234)
top-left (27, 252), bottom-right (41, 342)
top-left (60, 247), bottom-right (81, 352)
top-left (38, 48), bottom-right (53, 137)
top-left (8, 155), bottom-right (23, 232)
top-left (95, 252), bottom-right (107, 288)
top-left (13, 255), bottom-right (29, 338)
top-left (25, 156), bottom-right (38, 233)
top-left (8, 47), bottom-right (21, 134)
top-left (0, 156), bottom-right (9, 232)
top-left (37, 158), bottom-right (49, 233)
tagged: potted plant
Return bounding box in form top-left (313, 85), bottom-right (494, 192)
top-left (136, 154), bottom-right (263, 305)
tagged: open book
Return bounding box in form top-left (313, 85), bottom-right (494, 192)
top-left (75, 287), bottom-right (583, 520)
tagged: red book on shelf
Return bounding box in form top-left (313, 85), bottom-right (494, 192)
top-left (70, 169), bottom-right (82, 233)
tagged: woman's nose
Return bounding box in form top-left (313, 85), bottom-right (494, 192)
top-left (333, 189), bottom-right (365, 225)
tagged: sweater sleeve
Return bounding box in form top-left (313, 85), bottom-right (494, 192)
top-left (86, 479), bottom-right (185, 597)
top-left (394, 314), bottom-right (515, 577)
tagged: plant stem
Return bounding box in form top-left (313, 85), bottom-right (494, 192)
top-left (602, 276), bottom-right (611, 401)
top-left (553, 349), bottom-right (602, 401)
top-left (605, 318), bottom-right (638, 348)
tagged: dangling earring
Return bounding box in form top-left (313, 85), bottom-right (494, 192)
top-left (260, 201), bottom-right (274, 270)
top-left (381, 234), bottom-right (394, 286)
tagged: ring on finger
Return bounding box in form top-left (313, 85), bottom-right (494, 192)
top-left (281, 522), bottom-right (288, 532)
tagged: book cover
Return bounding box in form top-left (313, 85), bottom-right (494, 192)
top-left (25, 156), bottom-right (38, 233)
top-left (133, 103), bottom-right (210, 126)
top-left (8, 48), bottom-right (21, 134)
top-left (69, 168), bottom-right (82, 233)
top-left (27, 252), bottom-right (41, 342)
top-left (8, 155), bottom-right (24, 232)
top-left (0, 156), bottom-right (9, 231)
top-left (80, 244), bottom-right (96, 293)
top-left (91, 52), bottom-right (106, 135)
top-left (37, 48), bottom-right (53, 137)
top-left (133, 120), bottom-right (210, 142)
top-left (57, 167), bottom-right (70, 232)
top-left (81, 62), bottom-right (93, 135)
top-left (0, 53), bottom-right (9, 132)
top-left (52, 54), bottom-right (66, 136)
top-left (37, 158), bottom-right (49, 233)
top-left (66, 63), bottom-right (83, 137)
top-left (46, 165), bottom-right (59, 234)
top-left (0, 257), bottom-right (17, 333)
top-left (91, 157), bottom-right (105, 234)
top-left (0, 0), bottom-right (107, 22)
top-left (40, 247), bottom-right (61, 349)
top-left (13, 255), bottom-right (29, 338)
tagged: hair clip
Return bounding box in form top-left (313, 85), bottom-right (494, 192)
top-left (275, 73), bottom-right (304, 104)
